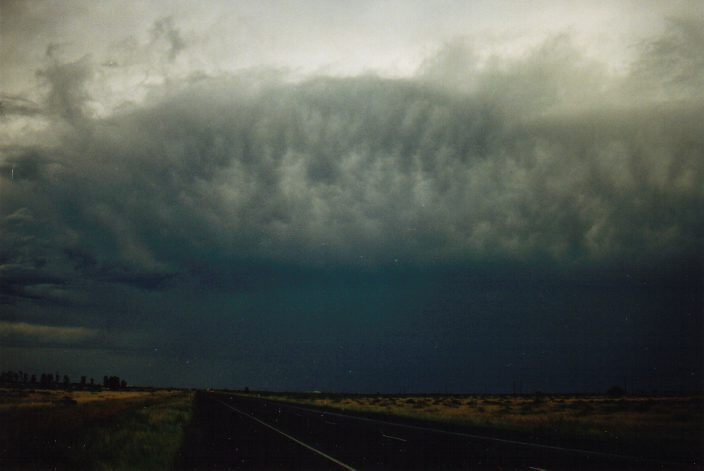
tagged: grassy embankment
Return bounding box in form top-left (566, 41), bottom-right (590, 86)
top-left (0, 387), bottom-right (193, 470)
top-left (245, 392), bottom-right (703, 462)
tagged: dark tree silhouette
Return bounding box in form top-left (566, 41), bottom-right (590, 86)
top-left (2, 369), bottom-right (126, 391)
top-left (105, 376), bottom-right (122, 389)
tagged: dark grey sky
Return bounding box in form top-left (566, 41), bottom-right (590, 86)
top-left (1, 1), bottom-right (702, 392)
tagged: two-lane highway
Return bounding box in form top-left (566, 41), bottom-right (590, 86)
top-left (179, 392), bottom-right (692, 470)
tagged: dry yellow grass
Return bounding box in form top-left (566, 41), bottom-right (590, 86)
top-left (248, 392), bottom-right (702, 460)
top-left (0, 387), bottom-right (193, 469)
top-left (0, 387), bottom-right (181, 411)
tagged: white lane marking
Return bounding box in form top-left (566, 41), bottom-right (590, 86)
top-left (381, 433), bottom-right (407, 443)
top-left (325, 420), bottom-right (337, 425)
top-left (273, 402), bottom-right (674, 467)
top-left (216, 399), bottom-right (355, 471)
top-left (528, 467), bottom-right (547, 471)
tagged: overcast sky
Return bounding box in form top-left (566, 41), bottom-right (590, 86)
top-left (1, 0), bottom-right (702, 392)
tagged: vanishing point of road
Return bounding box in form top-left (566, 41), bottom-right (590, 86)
top-left (178, 392), bottom-right (698, 470)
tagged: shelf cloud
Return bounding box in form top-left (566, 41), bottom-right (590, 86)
top-left (2, 23), bottom-right (702, 287)
top-left (1, 1), bottom-right (701, 391)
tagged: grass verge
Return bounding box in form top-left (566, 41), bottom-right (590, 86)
top-left (0, 389), bottom-right (194, 470)
top-left (236, 391), bottom-right (703, 464)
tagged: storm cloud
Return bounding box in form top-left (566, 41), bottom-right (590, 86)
top-left (3, 30), bottom-right (702, 277)
top-left (0, 2), bottom-right (701, 391)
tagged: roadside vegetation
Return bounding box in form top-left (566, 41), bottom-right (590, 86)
top-left (0, 388), bottom-right (193, 470)
top-left (243, 391), bottom-right (703, 463)
top-left (0, 387), bottom-right (160, 410)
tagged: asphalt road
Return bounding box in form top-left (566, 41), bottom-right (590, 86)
top-left (179, 392), bottom-right (696, 470)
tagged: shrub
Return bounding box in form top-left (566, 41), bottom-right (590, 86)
top-left (606, 386), bottom-right (626, 397)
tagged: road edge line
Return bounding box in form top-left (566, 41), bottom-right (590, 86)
top-left (279, 402), bottom-right (683, 467)
top-left (215, 399), bottom-right (356, 471)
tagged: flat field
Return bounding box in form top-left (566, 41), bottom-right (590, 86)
top-left (0, 387), bottom-right (193, 469)
top-left (250, 392), bottom-right (704, 463)
top-left (0, 387), bottom-right (165, 410)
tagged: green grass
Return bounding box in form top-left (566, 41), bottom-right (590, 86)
top-left (0, 389), bottom-right (194, 470)
top-left (69, 391), bottom-right (194, 470)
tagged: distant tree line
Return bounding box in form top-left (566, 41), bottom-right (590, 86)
top-left (0, 370), bottom-right (127, 389)
top-left (102, 375), bottom-right (127, 389)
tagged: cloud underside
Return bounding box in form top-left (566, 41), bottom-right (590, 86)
top-left (0, 23), bottom-right (702, 297)
top-left (0, 321), bottom-right (97, 343)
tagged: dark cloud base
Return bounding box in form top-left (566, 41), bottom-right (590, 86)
top-left (1, 24), bottom-right (702, 392)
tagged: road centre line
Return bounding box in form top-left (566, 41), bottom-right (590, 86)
top-left (272, 401), bottom-right (676, 467)
top-left (216, 399), bottom-right (355, 471)
top-left (381, 433), bottom-right (407, 442)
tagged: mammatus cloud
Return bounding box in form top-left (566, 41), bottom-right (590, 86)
top-left (0, 18), bottom-right (702, 303)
